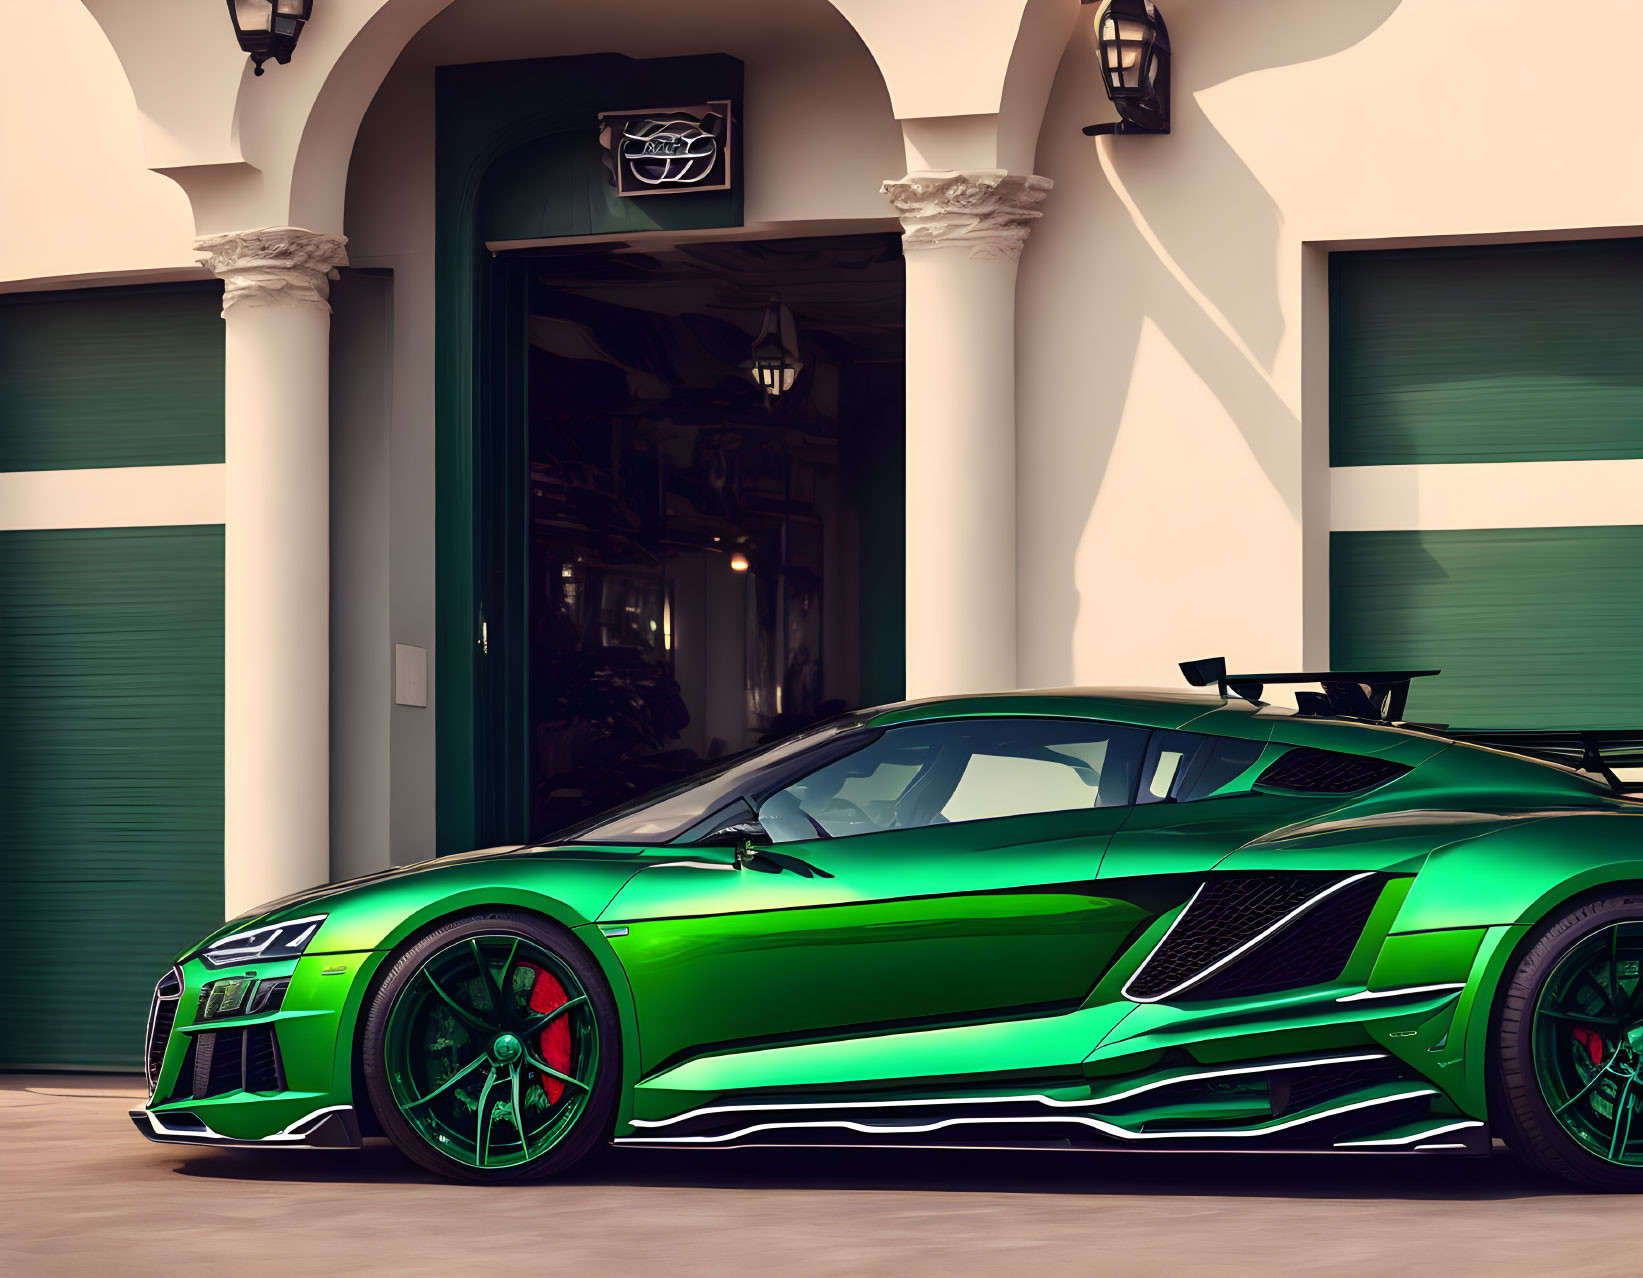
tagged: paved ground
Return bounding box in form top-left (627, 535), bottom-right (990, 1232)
top-left (5, 1073), bottom-right (1643, 1277)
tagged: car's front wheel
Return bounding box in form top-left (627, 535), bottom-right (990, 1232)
top-left (362, 911), bottom-right (618, 1182)
top-left (1496, 892), bottom-right (1643, 1190)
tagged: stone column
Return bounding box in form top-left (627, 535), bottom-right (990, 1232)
top-left (196, 227), bottom-right (349, 918)
top-left (880, 170), bottom-right (1052, 698)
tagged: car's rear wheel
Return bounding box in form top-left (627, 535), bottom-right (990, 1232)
top-left (1496, 892), bottom-right (1643, 1189)
top-left (362, 911), bottom-right (618, 1182)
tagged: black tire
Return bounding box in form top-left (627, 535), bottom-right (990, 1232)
top-left (362, 911), bottom-right (620, 1183)
top-left (1495, 891), bottom-right (1643, 1190)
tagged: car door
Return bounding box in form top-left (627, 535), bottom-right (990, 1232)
top-left (599, 716), bottom-right (1153, 1075)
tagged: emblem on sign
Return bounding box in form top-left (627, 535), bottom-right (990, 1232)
top-left (597, 101), bottom-right (733, 197)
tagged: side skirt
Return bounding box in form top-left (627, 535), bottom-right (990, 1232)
top-left (613, 1053), bottom-right (1490, 1157)
top-left (612, 1134), bottom-right (1492, 1157)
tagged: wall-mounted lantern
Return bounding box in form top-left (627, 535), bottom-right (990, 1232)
top-left (226, 0), bottom-right (314, 76)
top-left (742, 298), bottom-right (803, 397)
top-left (1082, 0), bottom-right (1171, 136)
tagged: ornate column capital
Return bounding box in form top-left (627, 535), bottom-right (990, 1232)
top-left (880, 170), bottom-right (1053, 261)
top-left (195, 227), bottom-right (350, 314)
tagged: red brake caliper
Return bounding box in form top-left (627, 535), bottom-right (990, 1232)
top-left (521, 964), bottom-right (573, 1103)
top-left (1573, 1025), bottom-right (1606, 1067)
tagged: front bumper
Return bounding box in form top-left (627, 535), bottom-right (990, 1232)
top-left (130, 1104), bottom-right (362, 1149)
top-left (138, 949), bottom-right (380, 1144)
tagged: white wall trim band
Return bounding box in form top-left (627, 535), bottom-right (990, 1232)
top-left (0, 463), bottom-right (226, 531)
top-left (1330, 459), bottom-right (1643, 532)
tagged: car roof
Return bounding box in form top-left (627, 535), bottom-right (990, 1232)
top-left (861, 686), bottom-right (1452, 761)
top-left (867, 687), bottom-right (1261, 732)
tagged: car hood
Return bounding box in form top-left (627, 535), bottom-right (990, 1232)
top-left (231, 844), bottom-right (532, 923)
top-left (188, 842), bottom-right (657, 958)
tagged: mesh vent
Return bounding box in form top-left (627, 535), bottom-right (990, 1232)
top-left (199, 1030), bottom-right (243, 1098)
top-left (1255, 747), bottom-right (1408, 794)
top-left (1125, 875), bottom-right (1349, 1001)
top-left (244, 1026), bottom-right (284, 1093)
top-left (1191, 875), bottom-right (1384, 1000)
top-left (186, 1026), bottom-right (286, 1098)
top-left (1272, 1059), bottom-right (1408, 1116)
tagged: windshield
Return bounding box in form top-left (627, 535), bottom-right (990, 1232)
top-left (549, 713), bottom-right (873, 845)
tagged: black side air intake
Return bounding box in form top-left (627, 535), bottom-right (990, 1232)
top-left (1254, 747), bottom-right (1408, 794)
top-left (1190, 873), bottom-right (1385, 1000)
top-left (1124, 874), bottom-right (1362, 1002)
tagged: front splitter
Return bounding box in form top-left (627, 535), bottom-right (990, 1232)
top-left (130, 1104), bottom-right (362, 1150)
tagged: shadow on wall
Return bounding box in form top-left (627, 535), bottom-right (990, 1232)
top-left (1017, 0), bottom-right (1402, 688)
top-left (1116, 0), bottom-right (1405, 374)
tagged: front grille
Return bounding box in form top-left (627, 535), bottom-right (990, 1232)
top-left (1192, 875), bottom-right (1385, 999)
top-left (1254, 747), bottom-right (1408, 794)
top-left (145, 968), bottom-right (183, 1097)
top-left (1125, 874), bottom-right (1347, 1001)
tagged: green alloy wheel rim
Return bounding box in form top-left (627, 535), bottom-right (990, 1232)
top-left (384, 934), bottom-right (598, 1169)
top-left (1532, 921), bottom-right (1643, 1166)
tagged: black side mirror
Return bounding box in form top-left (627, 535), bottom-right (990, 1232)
top-left (701, 818), bottom-right (769, 867)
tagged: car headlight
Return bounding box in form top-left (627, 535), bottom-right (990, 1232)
top-left (197, 916), bottom-right (326, 969)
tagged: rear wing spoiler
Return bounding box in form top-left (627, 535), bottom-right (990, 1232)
top-left (1179, 657), bottom-right (1439, 724)
top-left (1177, 658), bottom-right (1643, 792)
top-left (1444, 729), bottom-right (1643, 791)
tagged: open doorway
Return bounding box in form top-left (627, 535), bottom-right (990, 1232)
top-left (496, 233), bottom-right (904, 837)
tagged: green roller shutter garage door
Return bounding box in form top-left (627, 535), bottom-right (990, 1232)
top-left (1330, 240), bottom-right (1643, 729)
top-left (1330, 239), bottom-right (1643, 467)
top-left (0, 281), bottom-right (225, 471)
top-left (1332, 527), bottom-right (1643, 730)
top-left (0, 526), bottom-right (224, 1068)
top-left (0, 281), bottom-right (226, 1069)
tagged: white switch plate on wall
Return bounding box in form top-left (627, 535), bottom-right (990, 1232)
top-left (395, 644), bottom-right (428, 707)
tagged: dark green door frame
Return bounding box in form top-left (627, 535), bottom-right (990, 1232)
top-left (435, 53), bottom-right (744, 853)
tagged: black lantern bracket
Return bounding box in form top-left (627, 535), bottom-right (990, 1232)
top-left (226, 0), bottom-right (314, 76)
top-left (1082, 0), bottom-right (1171, 137)
top-left (1082, 120), bottom-right (1161, 137)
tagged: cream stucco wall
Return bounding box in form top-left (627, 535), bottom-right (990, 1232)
top-left (0, 0), bottom-right (196, 285)
top-left (1017, 0), bottom-right (1643, 692)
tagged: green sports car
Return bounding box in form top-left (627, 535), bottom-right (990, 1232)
top-left (132, 661), bottom-right (1643, 1189)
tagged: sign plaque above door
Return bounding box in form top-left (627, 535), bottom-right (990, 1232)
top-left (597, 101), bottom-right (733, 196)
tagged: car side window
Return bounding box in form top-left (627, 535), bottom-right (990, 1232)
top-left (755, 718), bottom-right (1148, 843)
top-left (1137, 731), bottom-right (1264, 804)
